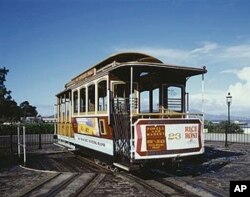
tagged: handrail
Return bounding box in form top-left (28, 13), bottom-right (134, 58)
top-left (113, 97), bottom-right (138, 112)
top-left (133, 112), bottom-right (203, 119)
top-left (112, 99), bottom-right (203, 119)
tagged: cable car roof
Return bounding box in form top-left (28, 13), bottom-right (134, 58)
top-left (72, 52), bottom-right (206, 80)
top-left (70, 52), bottom-right (163, 81)
top-left (58, 52), bottom-right (207, 94)
top-left (93, 52), bottom-right (164, 66)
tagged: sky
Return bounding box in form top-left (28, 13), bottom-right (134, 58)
top-left (1, 0), bottom-right (250, 117)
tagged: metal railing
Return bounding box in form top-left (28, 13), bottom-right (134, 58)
top-left (204, 133), bottom-right (250, 144)
top-left (204, 125), bottom-right (250, 145)
top-left (0, 124), bottom-right (57, 153)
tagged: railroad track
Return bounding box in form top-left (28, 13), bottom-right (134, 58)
top-left (25, 151), bottom-right (111, 173)
top-left (6, 151), bottom-right (115, 196)
top-left (145, 177), bottom-right (221, 197)
top-left (127, 168), bottom-right (228, 197)
top-left (11, 172), bottom-right (106, 197)
top-left (122, 171), bottom-right (200, 197)
top-left (10, 151), bottom-right (189, 197)
top-left (9, 159), bottom-right (164, 197)
top-left (9, 149), bottom-right (230, 196)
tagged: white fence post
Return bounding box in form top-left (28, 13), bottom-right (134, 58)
top-left (17, 126), bottom-right (26, 165)
top-left (23, 126), bottom-right (26, 165)
top-left (17, 126), bottom-right (20, 157)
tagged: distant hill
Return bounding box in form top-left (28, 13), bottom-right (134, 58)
top-left (189, 109), bottom-right (250, 122)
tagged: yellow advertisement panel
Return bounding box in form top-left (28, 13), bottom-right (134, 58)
top-left (76, 118), bottom-right (100, 136)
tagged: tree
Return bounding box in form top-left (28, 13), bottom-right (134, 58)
top-left (0, 67), bottom-right (39, 123)
top-left (204, 120), bottom-right (244, 133)
top-left (19, 101), bottom-right (38, 118)
top-left (0, 67), bottom-right (20, 122)
top-left (0, 67), bottom-right (12, 100)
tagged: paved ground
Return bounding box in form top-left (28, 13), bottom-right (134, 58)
top-left (0, 142), bottom-right (249, 196)
top-left (196, 142), bottom-right (250, 195)
top-left (0, 144), bottom-right (158, 197)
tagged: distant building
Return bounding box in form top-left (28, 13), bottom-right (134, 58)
top-left (21, 116), bottom-right (43, 123)
top-left (42, 116), bottom-right (56, 123)
top-left (20, 116), bottom-right (56, 123)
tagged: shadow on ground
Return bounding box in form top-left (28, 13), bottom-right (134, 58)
top-left (135, 146), bottom-right (244, 179)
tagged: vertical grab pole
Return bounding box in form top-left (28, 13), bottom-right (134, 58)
top-left (186, 92), bottom-right (189, 119)
top-left (23, 126), bottom-right (26, 165)
top-left (107, 77), bottom-right (111, 125)
top-left (201, 71), bottom-right (205, 121)
top-left (201, 67), bottom-right (205, 147)
top-left (130, 66), bottom-right (133, 163)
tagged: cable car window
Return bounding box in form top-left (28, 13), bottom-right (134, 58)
top-left (153, 88), bottom-right (159, 112)
top-left (88, 84), bottom-right (95, 112)
top-left (113, 82), bottom-right (138, 111)
top-left (114, 84), bottom-right (125, 98)
top-left (140, 91), bottom-right (149, 112)
top-left (140, 88), bottom-right (159, 113)
top-left (163, 86), bottom-right (183, 112)
top-left (80, 87), bottom-right (86, 113)
top-left (99, 119), bottom-right (107, 135)
top-left (98, 80), bottom-right (107, 111)
top-left (73, 90), bottom-right (78, 113)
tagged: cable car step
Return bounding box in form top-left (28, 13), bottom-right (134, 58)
top-left (113, 162), bottom-right (140, 171)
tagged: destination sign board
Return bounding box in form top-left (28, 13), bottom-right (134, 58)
top-left (134, 118), bottom-right (202, 159)
top-left (146, 125), bottom-right (166, 151)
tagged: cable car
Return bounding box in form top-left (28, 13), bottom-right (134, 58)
top-left (55, 52), bottom-right (207, 170)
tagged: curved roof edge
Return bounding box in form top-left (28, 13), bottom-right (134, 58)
top-left (94, 52), bottom-right (163, 68)
top-left (71, 52), bottom-right (163, 82)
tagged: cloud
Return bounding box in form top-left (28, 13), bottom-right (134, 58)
top-left (189, 90), bottom-right (227, 115)
top-left (115, 42), bottom-right (250, 66)
top-left (114, 41), bottom-right (220, 66)
top-left (222, 45), bottom-right (250, 58)
top-left (191, 67), bottom-right (250, 115)
top-left (220, 69), bottom-right (238, 74)
top-left (236, 67), bottom-right (250, 81)
top-left (196, 66), bottom-right (250, 116)
top-left (189, 42), bottom-right (218, 55)
top-left (228, 67), bottom-right (250, 109)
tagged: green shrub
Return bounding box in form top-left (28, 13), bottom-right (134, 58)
top-left (204, 120), bottom-right (244, 133)
top-left (0, 123), bottom-right (54, 135)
